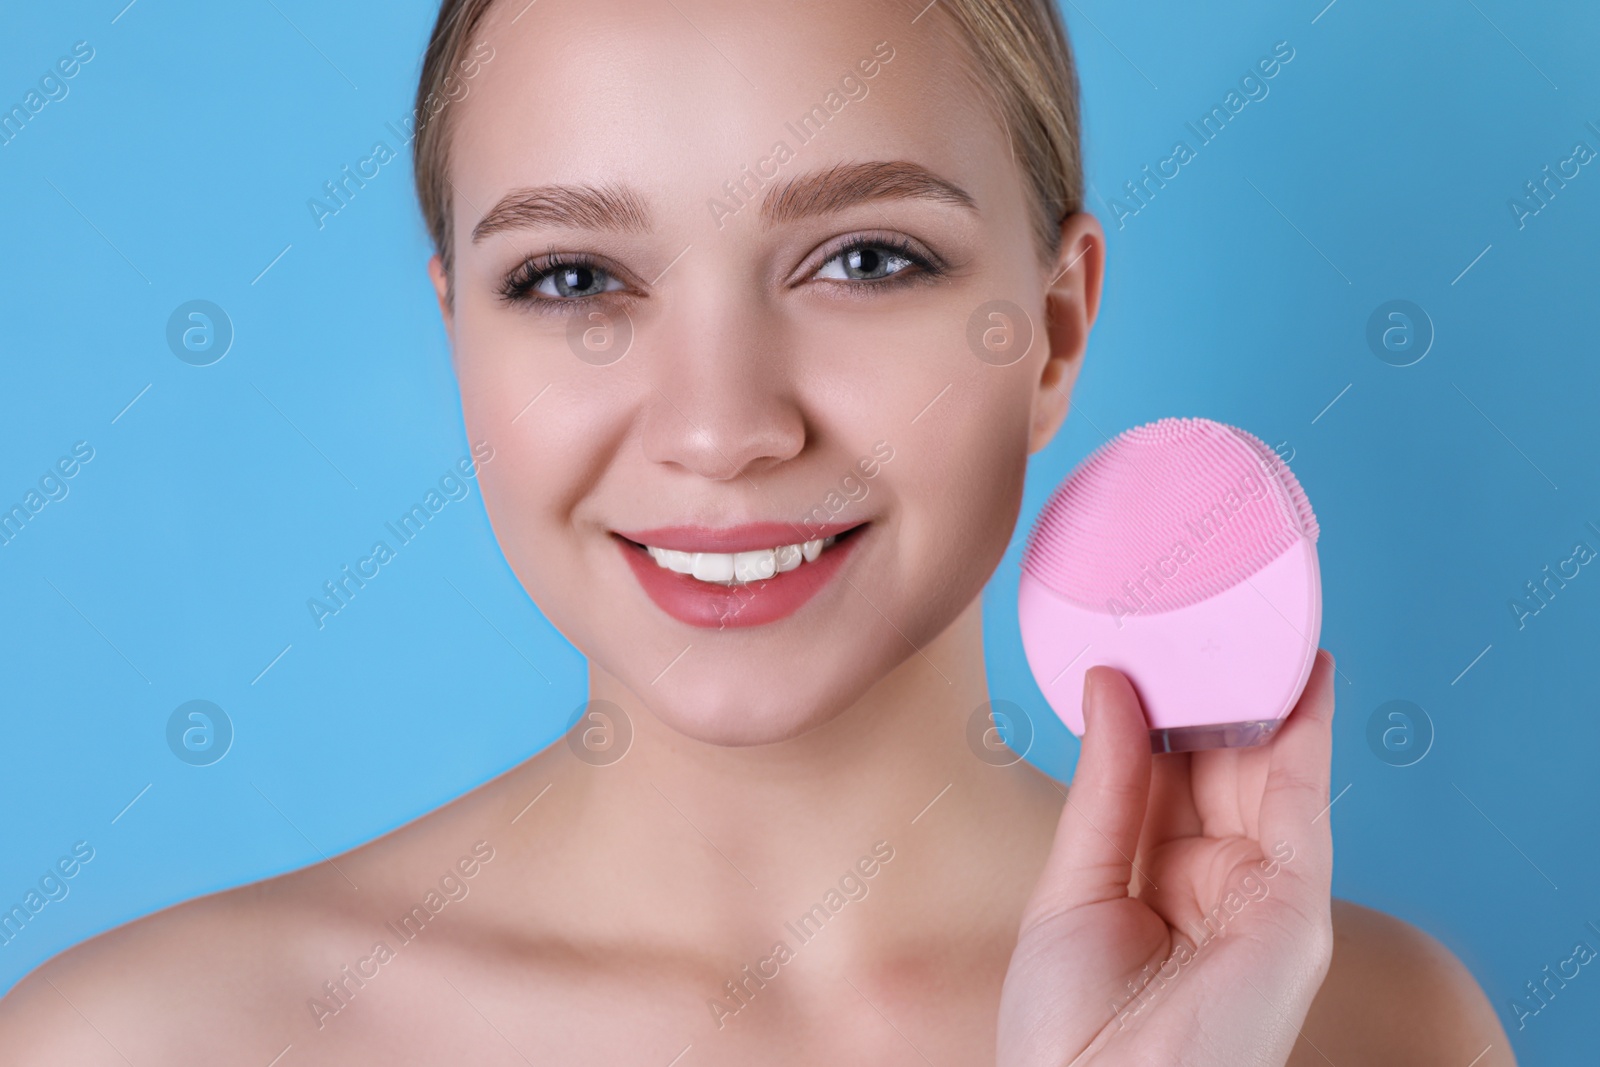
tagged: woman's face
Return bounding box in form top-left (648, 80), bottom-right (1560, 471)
top-left (436, 0), bottom-right (1102, 745)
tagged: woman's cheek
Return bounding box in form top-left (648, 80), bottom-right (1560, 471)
top-left (926, 383), bottom-right (1031, 547)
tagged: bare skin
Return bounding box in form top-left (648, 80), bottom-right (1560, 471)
top-left (0, 607), bottom-right (1511, 1064)
top-left (0, 0), bottom-right (1513, 1063)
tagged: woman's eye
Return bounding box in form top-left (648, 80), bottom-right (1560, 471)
top-left (815, 244), bottom-right (918, 282)
top-left (533, 263), bottom-right (624, 299)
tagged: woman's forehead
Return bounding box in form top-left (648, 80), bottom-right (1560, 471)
top-left (447, 0), bottom-right (1007, 215)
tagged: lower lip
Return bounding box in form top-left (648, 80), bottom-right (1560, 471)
top-left (618, 532), bottom-right (862, 629)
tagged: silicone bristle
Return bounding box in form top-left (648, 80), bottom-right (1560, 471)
top-left (1220, 425), bottom-right (1320, 543)
top-left (1022, 418), bottom-right (1318, 615)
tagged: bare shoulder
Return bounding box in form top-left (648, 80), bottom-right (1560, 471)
top-left (1292, 899), bottom-right (1515, 1066)
top-left (0, 858), bottom-right (366, 1064)
top-left (0, 756), bottom-right (548, 1066)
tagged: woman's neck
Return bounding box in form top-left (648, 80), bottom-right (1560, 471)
top-left (528, 597), bottom-right (1065, 965)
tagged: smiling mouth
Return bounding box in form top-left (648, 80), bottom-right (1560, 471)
top-left (612, 522), bottom-right (867, 628)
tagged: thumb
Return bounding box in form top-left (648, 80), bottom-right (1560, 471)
top-left (1023, 665), bottom-right (1154, 925)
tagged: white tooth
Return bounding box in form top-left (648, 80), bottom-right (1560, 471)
top-left (656, 549), bottom-right (694, 574)
top-left (801, 539), bottom-right (824, 562)
top-left (774, 544), bottom-right (803, 572)
top-left (646, 545), bottom-right (663, 562)
top-left (734, 549), bottom-right (777, 581)
top-left (691, 552), bottom-right (735, 582)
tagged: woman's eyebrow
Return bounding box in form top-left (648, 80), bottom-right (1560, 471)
top-left (469, 161), bottom-right (975, 243)
top-left (761, 161), bottom-right (977, 225)
top-left (472, 183), bottom-right (652, 242)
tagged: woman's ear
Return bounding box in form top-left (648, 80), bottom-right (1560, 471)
top-left (428, 254), bottom-right (455, 342)
top-left (1029, 212), bottom-right (1105, 454)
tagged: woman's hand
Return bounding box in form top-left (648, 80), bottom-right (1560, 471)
top-left (997, 650), bottom-right (1337, 1067)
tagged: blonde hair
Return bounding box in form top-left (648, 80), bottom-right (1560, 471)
top-left (412, 0), bottom-right (1083, 274)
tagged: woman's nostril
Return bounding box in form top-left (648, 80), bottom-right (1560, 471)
top-left (640, 388), bottom-right (807, 480)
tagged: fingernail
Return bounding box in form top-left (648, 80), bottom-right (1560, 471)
top-left (1082, 668), bottom-right (1099, 726)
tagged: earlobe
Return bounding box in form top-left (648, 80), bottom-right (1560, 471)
top-left (1028, 214), bottom-right (1106, 455)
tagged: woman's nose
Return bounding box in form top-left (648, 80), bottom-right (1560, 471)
top-left (638, 305), bottom-right (807, 482)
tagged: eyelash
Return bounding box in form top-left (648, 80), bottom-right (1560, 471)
top-left (496, 235), bottom-right (943, 310)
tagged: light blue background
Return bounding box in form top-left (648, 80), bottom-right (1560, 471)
top-left (2, 1), bottom-right (1596, 1060)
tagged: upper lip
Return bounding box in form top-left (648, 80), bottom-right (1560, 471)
top-left (613, 521), bottom-right (866, 553)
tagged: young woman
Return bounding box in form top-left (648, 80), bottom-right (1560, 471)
top-left (1, 0), bottom-right (1512, 1062)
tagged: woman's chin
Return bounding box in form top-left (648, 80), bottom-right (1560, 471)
top-left (643, 692), bottom-right (846, 748)
top-left (622, 660), bottom-right (883, 748)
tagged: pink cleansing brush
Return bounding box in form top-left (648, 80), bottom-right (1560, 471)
top-left (1018, 417), bottom-right (1322, 752)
